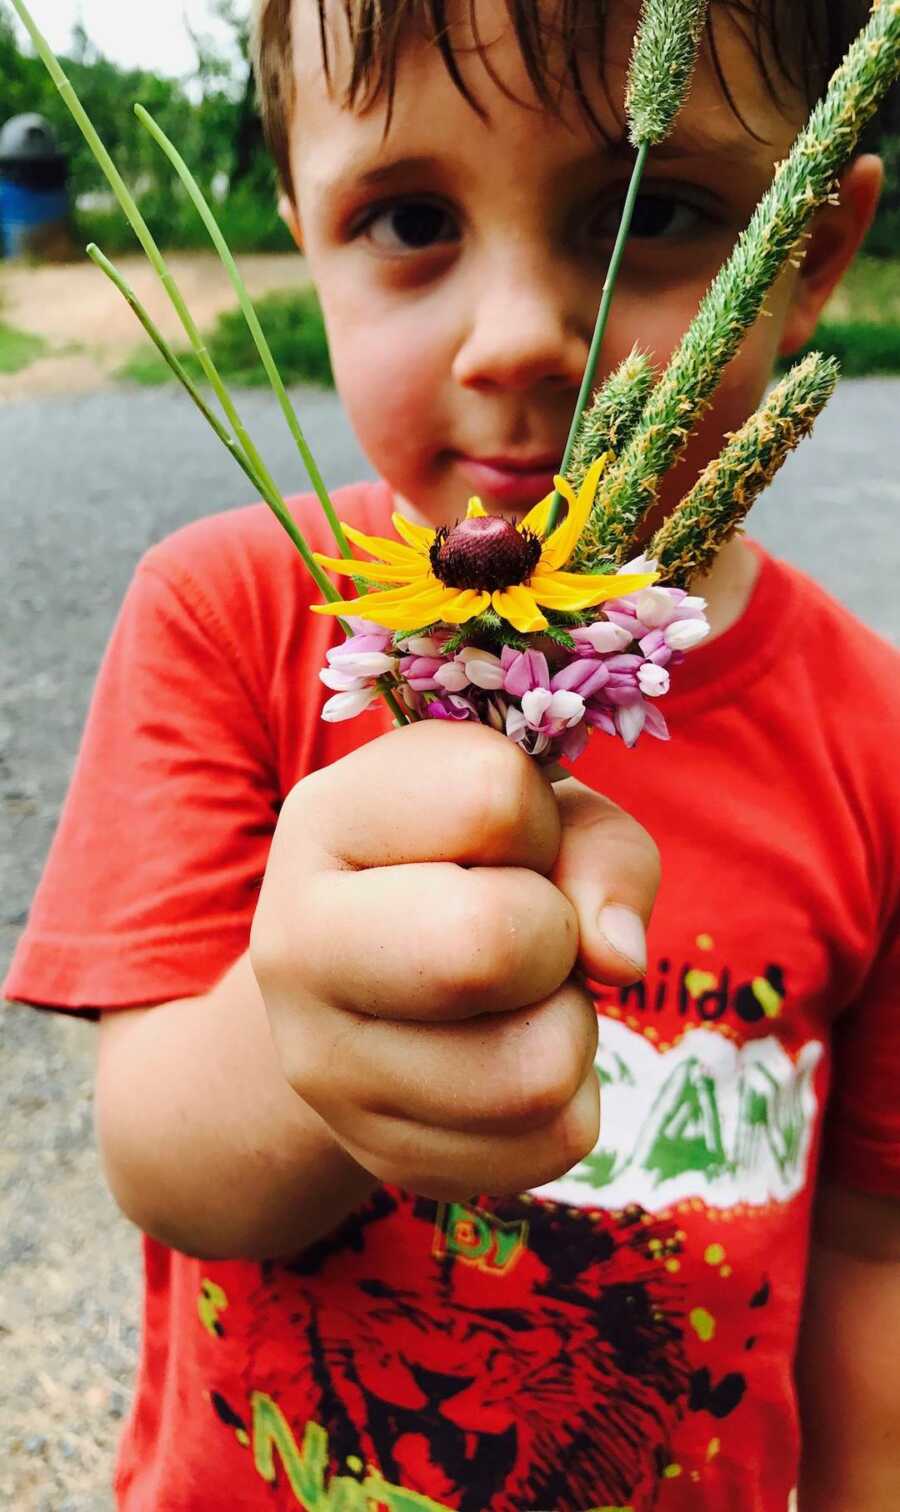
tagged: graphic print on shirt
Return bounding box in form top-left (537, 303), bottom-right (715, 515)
top-left (205, 1192), bottom-right (693, 1511)
top-left (202, 944), bottom-right (816, 1510)
top-left (533, 1019), bottom-right (824, 1213)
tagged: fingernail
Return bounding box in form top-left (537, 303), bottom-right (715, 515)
top-left (598, 906), bottom-right (647, 974)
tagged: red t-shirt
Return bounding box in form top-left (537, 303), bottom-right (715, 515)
top-left (5, 481), bottom-right (900, 1512)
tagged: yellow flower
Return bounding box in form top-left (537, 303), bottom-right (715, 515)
top-left (311, 456), bottom-right (657, 635)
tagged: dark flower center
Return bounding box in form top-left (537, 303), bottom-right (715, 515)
top-left (430, 516), bottom-right (543, 593)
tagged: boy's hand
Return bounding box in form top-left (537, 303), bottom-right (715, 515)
top-left (251, 721), bottom-right (659, 1202)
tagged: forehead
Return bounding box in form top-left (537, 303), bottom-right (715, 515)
top-left (289, 0), bottom-right (802, 190)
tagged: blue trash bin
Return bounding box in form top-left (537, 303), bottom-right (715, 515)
top-left (0, 114), bottom-right (70, 259)
top-left (0, 179), bottom-right (70, 258)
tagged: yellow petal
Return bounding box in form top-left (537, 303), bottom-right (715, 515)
top-left (310, 580), bottom-right (448, 625)
top-left (491, 585), bottom-right (549, 633)
top-left (519, 492), bottom-right (556, 538)
top-left (314, 552), bottom-right (427, 584)
top-left (531, 566), bottom-right (658, 611)
top-left (466, 497), bottom-right (488, 519)
top-left (541, 454), bottom-right (610, 570)
top-left (435, 589), bottom-right (491, 624)
top-left (342, 523), bottom-right (425, 566)
top-left (392, 513), bottom-right (436, 552)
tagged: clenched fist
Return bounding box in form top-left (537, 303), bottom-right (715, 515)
top-left (251, 719), bottom-right (659, 1201)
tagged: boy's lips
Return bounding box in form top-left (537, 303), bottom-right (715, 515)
top-left (454, 453), bottom-right (561, 508)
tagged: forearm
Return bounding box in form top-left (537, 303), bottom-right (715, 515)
top-left (95, 952), bottom-right (378, 1261)
top-left (797, 1187), bottom-right (900, 1509)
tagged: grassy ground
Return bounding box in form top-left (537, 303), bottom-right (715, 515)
top-left (122, 285), bottom-right (332, 389)
top-left (121, 254), bottom-right (900, 391)
top-left (0, 320), bottom-right (46, 375)
top-left (789, 255), bottom-right (900, 376)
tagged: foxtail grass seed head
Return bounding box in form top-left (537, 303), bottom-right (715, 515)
top-left (650, 352), bottom-right (840, 583)
top-left (587, 0), bottom-right (900, 563)
top-left (567, 348), bottom-right (655, 498)
top-left (626, 0), bottom-right (710, 146)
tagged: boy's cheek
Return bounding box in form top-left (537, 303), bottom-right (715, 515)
top-left (326, 311), bottom-right (450, 484)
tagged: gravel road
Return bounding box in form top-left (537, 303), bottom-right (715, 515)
top-left (1, 378), bottom-right (898, 1508)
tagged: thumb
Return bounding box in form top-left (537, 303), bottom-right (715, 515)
top-left (551, 776), bottom-right (660, 987)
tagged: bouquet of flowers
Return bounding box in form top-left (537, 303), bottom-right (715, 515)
top-left (12, 0), bottom-right (900, 767)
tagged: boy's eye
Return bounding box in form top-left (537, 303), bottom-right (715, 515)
top-left (358, 198), bottom-right (458, 252)
top-left (589, 192), bottom-right (709, 243)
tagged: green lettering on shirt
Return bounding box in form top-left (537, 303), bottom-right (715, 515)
top-left (250, 1392), bottom-right (453, 1511)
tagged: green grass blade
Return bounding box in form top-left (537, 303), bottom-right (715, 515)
top-left (87, 244), bottom-right (346, 612)
top-left (134, 103), bottom-right (351, 562)
top-left (546, 141), bottom-right (651, 534)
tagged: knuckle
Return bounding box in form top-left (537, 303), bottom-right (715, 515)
top-left (282, 766), bottom-right (327, 820)
top-left (503, 1016), bottom-right (586, 1129)
top-left (634, 822), bottom-right (662, 892)
top-left (248, 904), bottom-right (285, 992)
top-left (524, 1073), bottom-right (601, 1189)
top-left (611, 811), bottom-right (662, 900)
top-left (561, 1078), bottom-right (602, 1170)
top-left (431, 886), bottom-right (519, 1010)
top-left (251, 891), bottom-right (311, 998)
top-left (465, 731), bottom-right (536, 857)
top-left (495, 986), bottom-right (597, 1130)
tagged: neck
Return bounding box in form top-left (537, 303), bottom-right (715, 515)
top-left (692, 536), bottom-right (761, 641)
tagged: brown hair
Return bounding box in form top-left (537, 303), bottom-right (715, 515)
top-left (252, 0), bottom-right (873, 203)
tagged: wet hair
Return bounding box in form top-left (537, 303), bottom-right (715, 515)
top-left (252, 0), bottom-right (874, 201)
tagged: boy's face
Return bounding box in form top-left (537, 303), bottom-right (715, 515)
top-left (287, 0), bottom-right (822, 527)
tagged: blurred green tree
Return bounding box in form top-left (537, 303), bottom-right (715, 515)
top-left (0, 8), bottom-right (290, 252)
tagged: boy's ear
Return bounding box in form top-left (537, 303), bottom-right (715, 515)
top-left (779, 154), bottom-right (884, 357)
top-left (279, 192), bottom-right (305, 253)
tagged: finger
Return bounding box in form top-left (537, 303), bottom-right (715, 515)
top-left (281, 719), bottom-right (561, 874)
top-left (336, 1062), bottom-right (602, 1202)
top-left (290, 863), bottom-right (578, 1021)
top-left (267, 978), bottom-right (598, 1136)
top-left (552, 777), bottom-right (661, 987)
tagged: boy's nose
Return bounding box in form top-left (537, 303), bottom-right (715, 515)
top-left (451, 257), bottom-right (590, 394)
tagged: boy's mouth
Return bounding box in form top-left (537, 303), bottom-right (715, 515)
top-left (454, 453), bottom-right (561, 509)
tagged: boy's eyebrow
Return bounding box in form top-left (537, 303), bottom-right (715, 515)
top-left (351, 154), bottom-right (449, 189)
top-left (319, 127), bottom-right (767, 198)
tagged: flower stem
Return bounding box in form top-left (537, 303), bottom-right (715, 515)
top-left (379, 682), bottom-right (412, 727)
top-left (546, 140), bottom-right (651, 534)
top-left (86, 244), bottom-right (348, 617)
top-left (133, 104), bottom-right (352, 563)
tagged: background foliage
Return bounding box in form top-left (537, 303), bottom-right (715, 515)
top-left (0, 4), bottom-right (292, 252)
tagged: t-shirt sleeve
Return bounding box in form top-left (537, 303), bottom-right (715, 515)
top-left (3, 544), bottom-right (280, 1014)
top-left (824, 906), bottom-right (900, 1198)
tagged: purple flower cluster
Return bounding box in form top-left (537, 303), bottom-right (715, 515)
top-left (319, 571), bottom-right (710, 764)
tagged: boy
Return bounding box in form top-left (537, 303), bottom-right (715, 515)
top-left (5, 0), bottom-right (899, 1507)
